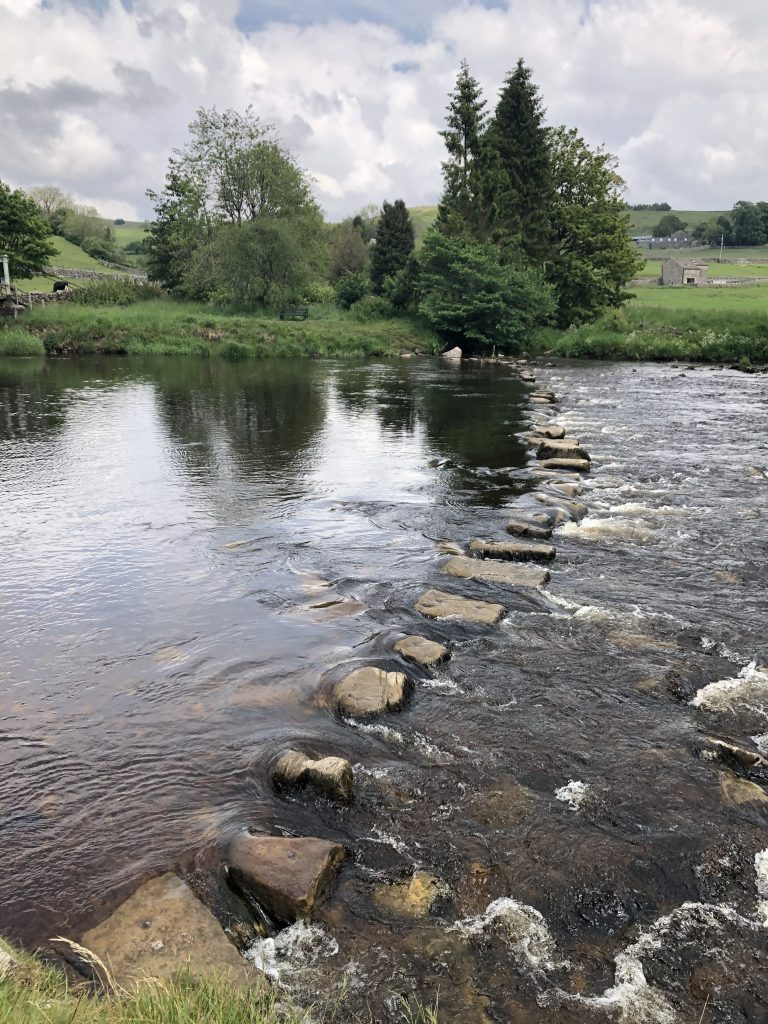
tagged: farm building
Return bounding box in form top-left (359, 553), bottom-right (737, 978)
top-left (661, 257), bottom-right (708, 286)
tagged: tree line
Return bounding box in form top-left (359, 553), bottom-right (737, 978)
top-left (647, 203), bottom-right (768, 247)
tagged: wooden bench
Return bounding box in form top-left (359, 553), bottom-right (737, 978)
top-left (279, 306), bottom-right (308, 321)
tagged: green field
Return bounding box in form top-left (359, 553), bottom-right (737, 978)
top-left (626, 208), bottom-right (728, 234)
top-left (637, 259), bottom-right (768, 279)
top-left (111, 221), bottom-right (149, 246)
top-left (627, 284), bottom-right (768, 313)
top-left (13, 236), bottom-right (127, 290)
top-left (409, 205), bottom-right (438, 244)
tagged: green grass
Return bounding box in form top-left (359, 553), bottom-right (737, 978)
top-left (628, 285), bottom-right (768, 313)
top-left (637, 259), bottom-right (768, 278)
top-left (111, 223), bottom-right (148, 247)
top-left (626, 208), bottom-right (728, 234)
top-left (0, 328), bottom-right (45, 357)
top-left (409, 206), bottom-right (438, 245)
top-left (9, 299), bottom-right (438, 360)
top-left (13, 237), bottom-right (124, 290)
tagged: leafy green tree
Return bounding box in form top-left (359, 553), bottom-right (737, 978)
top-left (416, 229), bottom-right (554, 354)
top-left (547, 127), bottom-right (643, 326)
top-left (651, 213), bottom-right (687, 236)
top-left (731, 201), bottom-right (767, 246)
top-left (485, 59), bottom-right (553, 262)
top-left (0, 180), bottom-right (57, 278)
top-left (351, 204), bottom-right (379, 243)
top-left (27, 185), bottom-right (73, 234)
top-left (334, 270), bottom-right (370, 309)
top-left (370, 199), bottom-right (415, 293)
top-left (328, 220), bottom-right (368, 282)
top-left (436, 60), bottom-right (490, 241)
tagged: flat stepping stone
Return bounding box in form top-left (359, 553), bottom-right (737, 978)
top-left (469, 538), bottom-right (556, 563)
top-left (394, 635), bottom-right (450, 667)
top-left (537, 439), bottom-right (590, 461)
top-left (533, 424), bottom-right (566, 439)
top-left (332, 666), bottom-right (412, 718)
top-left (506, 518), bottom-right (553, 539)
top-left (531, 390), bottom-right (558, 402)
top-left (273, 750), bottom-right (354, 804)
top-left (533, 492), bottom-right (589, 520)
top-left (548, 481), bottom-right (582, 497)
top-left (443, 556), bottom-right (550, 588)
top-left (540, 457), bottom-right (591, 472)
top-left (530, 396), bottom-right (554, 405)
top-left (81, 873), bottom-right (254, 990)
top-left (415, 588), bottom-right (505, 625)
top-left (228, 835), bottom-right (345, 924)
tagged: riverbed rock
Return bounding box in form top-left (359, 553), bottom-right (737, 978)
top-left (415, 588), bottom-right (505, 625)
top-left (273, 750), bottom-right (354, 804)
top-left (80, 873), bottom-right (254, 990)
top-left (505, 518), bottom-right (553, 539)
top-left (373, 871), bottom-right (445, 918)
top-left (228, 835), bottom-right (345, 924)
top-left (533, 423), bottom-right (566, 440)
top-left (536, 439), bottom-right (590, 462)
top-left (539, 457), bottom-right (591, 473)
top-left (533, 492), bottom-right (589, 519)
top-left (702, 739), bottom-right (768, 770)
top-left (469, 538), bottom-right (556, 563)
top-left (519, 371), bottom-right (536, 382)
top-left (719, 773), bottom-right (768, 806)
top-left (441, 346), bottom-right (462, 361)
top-left (530, 396), bottom-right (554, 405)
top-left (332, 667), bottom-right (412, 718)
top-left (443, 555), bottom-right (550, 588)
top-left (549, 481), bottom-right (582, 497)
top-left (394, 634), bottom-right (450, 668)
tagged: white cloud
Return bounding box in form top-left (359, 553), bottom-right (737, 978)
top-left (0, 0), bottom-right (766, 220)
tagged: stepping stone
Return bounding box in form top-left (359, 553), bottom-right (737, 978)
top-left (394, 635), bottom-right (450, 668)
top-left (469, 538), bottom-right (556, 563)
top-left (531, 390), bottom-right (558, 402)
top-left (415, 588), bottom-right (505, 625)
top-left (537, 439), bottom-right (590, 461)
top-left (530, 396), bottom-right (553, 405)
top-left (443, 556), bottom-right (550, 588)
top-left (332, 666), bottom-right (412, 719)
top-left (533, 424), bottom-right (566, 439)
top-left (228, 835), bottom-right (345, 924)
top-left (549, 481), bottom-right (582, 497)
top-left (273, 750), bottom-right (354, 804)
top-left (533, 492), bottom-right (589, 520)
top-left (80, 874), bottom-right (254, 990)
top-left (505, 518), bottom-right (553, 540)
top-left (540, 457), bottom-right (591, 472)
top-left (519, 371), bottom-right (536, 382)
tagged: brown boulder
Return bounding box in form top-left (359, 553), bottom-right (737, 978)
top-left (394, 635), bottom-right (450, 668)
top-left (443, 555), bottom-right (550, 587)
top-left (332, 666), bottom-right (412, 718)
top-left (536, 439), bottom-right (590, 461)
top-left (539, 457), bottom-right (591, 472)
top-left (505, 518), bottom-right (553, 539)
top-left (415, 588), bottom-right (505, 625)
top-left (80, 874), bottom-right (254, 990)
top-left (273, 750), bottom-right (354, 803)
top-left (228, 835), bottom-right (345, 924)
top-left (469, 538), bottom-right (556, 563)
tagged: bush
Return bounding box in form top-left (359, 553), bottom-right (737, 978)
top-left (70, 280), bottom-right (163, 306)
top-left (334, 270), bottom-right (369, 309)
top-left (218, 339), bottom-right (250, 360)
top-left (0, 327), bottom-right (45, 356)
top-left (302, 281), bottom-right (336, 305)
top-left (350, 295), bottom-right (394, 321)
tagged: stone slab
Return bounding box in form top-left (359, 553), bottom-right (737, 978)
top-left (537, 439), bottom-right (590, 461)
top-left (443, 555), bottom-right (550, 588)
top-left (533, 492), bottom-right (589, 519)
top-left (332, 666), bottom-right (412, 718)
top-left (81, 873), bottom-right (254, 990)
top-left (539, 457), bottom-right (591, 472)
top-left (228, 835), bottom-right (345, 924)
top-left (533, 424), bottom-right (566, 440)
top-left (549, 481), bottom-right (582, 497)
top-left (469, 539), bottom-right (556, 563)
top-left (394, 635), bottom-right (450, 667)
top-left (273, 750), bottom-right (354, 804)
top-left (506, 518), bottom-right (553, 539)
top-left (415, 588), bottom-right (505, 625)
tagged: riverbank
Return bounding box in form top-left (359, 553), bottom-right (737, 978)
top-left (0, 300), bottom-right (439, 360)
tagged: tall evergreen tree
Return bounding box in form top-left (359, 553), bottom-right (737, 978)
top-left (370, 199), bottom-right (415, 293)
top-left (436, 61), bottom-right (490, 241)
top-left (486, 59), bottom-right (553, 263)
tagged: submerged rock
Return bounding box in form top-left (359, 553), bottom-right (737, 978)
top-left (80, 873), bottom-right (254, 990)
top-left (530, 390), bottom-right (558, 403)
top-left (536, 439), bottom-right (590, 461)
top-left (702, 739), bottom-right (768, 770)
top-left (539, 457), bottom-right (591, 473)
top-left (533, 492), bottom-right (589, 519)
top-left (443, 555), bottom-right (550, 588)
top-left (394, 634), bottom-right (450, 668)
top-left (332, 667), bottom-right (412, 718)
top-left (505, 518), bottom-right (553, 540)
top-left (228, 835), bottom-right (345, 924)
top-left (273, 750), bottom-right (354, 804)
top-left (415, 588), bottom-right (505, 625)
top-left (468, 538), bottom-right (556, 563)
top-left (373, 871), bottom-right (445, 918)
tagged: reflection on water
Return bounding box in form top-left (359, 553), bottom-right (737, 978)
top-left (1, 355), bottom-right (767, 1021)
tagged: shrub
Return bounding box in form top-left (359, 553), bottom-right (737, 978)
top-left (302, 281), bottom-right (336, 305)
top-left (334, 270), bottom-right (370, 309)
top-left (70, 280), bottom-right (163, 306)
top-left (350, 295), bottom-right (394, 321)
top-left (218, 339), bottom-right (250, 360)
top-left (0, 327), bottom-right (45, 356)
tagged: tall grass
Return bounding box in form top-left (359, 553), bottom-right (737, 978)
top-left (0, 328), bottom-right (45, 357)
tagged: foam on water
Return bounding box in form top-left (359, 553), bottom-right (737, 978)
top-left (559, 516), bottom-right (660, 545)
top-left (698, 636), bottom-right (751, 665)
top-left (690, 662), bottom-right (768, 712)
top-left (449, 897), bottom-right (561, 970)
top-left (554, 779), bottom-right (589, 810)
top-left (345, 718), bottom-right (454, 761)
top-left (246, 920), bottom-right (339, 985)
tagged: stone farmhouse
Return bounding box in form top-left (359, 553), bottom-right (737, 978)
top-left (661, 257), bottom-right (708, 286)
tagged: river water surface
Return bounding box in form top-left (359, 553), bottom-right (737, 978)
top-left (1, 355), bottom-right (767, 1022)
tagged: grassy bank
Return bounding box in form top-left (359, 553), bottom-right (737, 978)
top-left (3, 299), bottom-right (438, 360)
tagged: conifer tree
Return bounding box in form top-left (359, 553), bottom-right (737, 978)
top-left (486, 59), bottom-right (553, 263)
top-left (436, 61), bottom-right (490, 241)
top-left (370, 199), bottom-right (415, 293)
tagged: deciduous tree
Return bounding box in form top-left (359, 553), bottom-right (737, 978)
top-left (0, 180), bottom-right (57, 278)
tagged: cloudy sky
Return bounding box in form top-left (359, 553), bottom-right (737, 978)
top-left (1, 0), bottom-right (765, 221)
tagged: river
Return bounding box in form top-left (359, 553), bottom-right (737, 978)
top-left (0, 355), bottom-right (766, 1022)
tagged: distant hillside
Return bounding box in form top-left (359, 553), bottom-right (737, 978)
top-left (626, 209), bottom-right (729, 235)
top-left (14, 236), bottom-right (126, 290)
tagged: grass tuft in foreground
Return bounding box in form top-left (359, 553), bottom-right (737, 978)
top-left (0, 328), bottom-right (46, 357)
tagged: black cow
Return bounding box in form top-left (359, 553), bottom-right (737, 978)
top-left (52, 281), bottom-right (69, 293)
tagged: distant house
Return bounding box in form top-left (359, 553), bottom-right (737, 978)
top-left (661, 257), bottom-right (708, 286)
top-left (648, 230), bottom-right (699, 250)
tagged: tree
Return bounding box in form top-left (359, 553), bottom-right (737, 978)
top-left (547, 127), bottom-right (643, 326)
top-left (416, 229), bottom-right (555, 354)
top-left (436, 60), bottom-right (490, 241)
top-left (485, 59), bottom-right (553, 262)
top-left (27, 185), bottom-right (73, 234)
top-left (731, 201), bottom-right (767, 246)
top-left (334, 270), bottom-right (369, 309)
top-left (651, 213), bottom-right (687, 236)
top-left (328, 220), bottom-right (368, 282)
top-left (370, 199), bottom-right (415, 293)
top-left (0, 180), bottom-right (57, 278)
